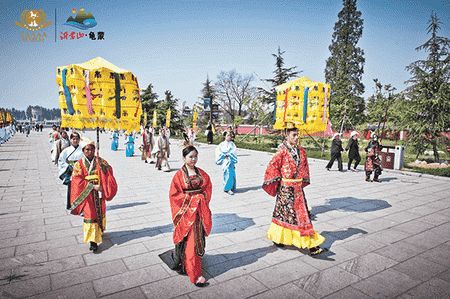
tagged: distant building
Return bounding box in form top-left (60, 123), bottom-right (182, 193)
top-left (31, 107), bottom-right (42, 122)
top-left (182, 106), bottom-right (193, 117)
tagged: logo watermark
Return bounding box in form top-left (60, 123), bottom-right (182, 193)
top-left (15, 9), bottom-right (52, 42)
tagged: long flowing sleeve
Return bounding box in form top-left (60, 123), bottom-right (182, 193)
top-left (299, 148), bottom-right (310, 188)
top-left (215, 143), bottom-right (225, 166)
top-left (169, 167), bottom-right (212, 244)
top-left (98, 158), bottom-right (117, 201)
top-left (70, 159), bottom-right (93, 215)
top-left (262, 150), bottom-right (283, 197)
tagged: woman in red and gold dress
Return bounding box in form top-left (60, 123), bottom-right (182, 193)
top-left (263, 125), bottom-right (326, 256)
top-left (167, 145), bottom-right (212, 287)
top-left (70, 140), bottom-right (117, 253)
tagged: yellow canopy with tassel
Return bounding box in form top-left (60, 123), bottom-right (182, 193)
top-left (274, 76), bottom-right (330, 135)
top-left (56, 57), bottom-right (142, 133)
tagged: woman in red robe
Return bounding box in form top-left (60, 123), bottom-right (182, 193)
top-left (168, 145), bottom-right (212, 287)
top-left (70, 140), bottom-right (117, 253)
top-left (263, 126), bottom-right (326, 256)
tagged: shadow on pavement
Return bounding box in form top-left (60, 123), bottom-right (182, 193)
top-left (237, 186), bottom-right (262, 193)
top-left (320, 227), bottom-right (368, 248)
top-left (310, 197), bottom-right (391, 216)
top-left (380, 177), bottom-right (398, 182)
top-left (201, 247), bottom-right (276, 279)
top-left (101, 213), bottom-right (255, 249)
top-left (106, 202), bottom-right (149, 211)
top-left (287, 227), bottom-right (369, 261)
top-left (210, 213), bottom-right (255, 234)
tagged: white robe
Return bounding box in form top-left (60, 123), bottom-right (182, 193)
top-left (58, 145), bottom-right (84, 180)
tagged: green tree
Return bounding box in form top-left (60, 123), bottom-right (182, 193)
top-left (259, 47), bottom-right (301, 104)
top-left (405, 12), bottom-right (450, 161)
top-left (156, 90), bottom-right (183, 133)
top-left (325, 0), bottom-right (365, 129)
top-left (366, 79), bottom-right (397, 125)
top-left (140, 83), bottom-right (159, 127)
top-left (256, 47), bottom-right (301, 127)
top-left (201, 76), bottom-right (216, 122)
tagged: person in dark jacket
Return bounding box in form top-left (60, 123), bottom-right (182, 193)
top-left (326, 133), bottom-right (344, 171)
top-left (345, 131), bottom-right (361, 171)
top-left (206, 122), bottom-right (214, 144)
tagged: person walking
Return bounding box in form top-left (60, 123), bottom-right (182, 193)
top-left (206, 121), bottom-right (214, 144)
top-left (345, 131), bottom-right (361, 171)
top-left (215, 131), bottom-right (238, 195)
top-left (110, 130), bottom-right (119, 151)
top-left (141, 127), bottom-right (154, 163)
top-left (263, 125), bottom-right (326, 256)
top-left (125, 134), bottom-right (135, 157)
top-left (52, 130), bottom-right (70, 165)
top-left (365, 132), bottom-right (383, 182)
top-left (155, 128), bottom-right (171, 171)
top-left (69, 139), bottom-right (117, 253)
top-left (58, 132), bottom-right (84, 209)
top-left (162, 145), bottom-right (212, 287)
top-left (325, 133), bottom-right (344, 171)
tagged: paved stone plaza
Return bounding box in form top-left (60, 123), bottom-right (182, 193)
top-left (1, 131), bottom-right (449, 298)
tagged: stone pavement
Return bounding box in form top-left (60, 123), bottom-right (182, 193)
top-left (1, 130), bottom-right (449, 299)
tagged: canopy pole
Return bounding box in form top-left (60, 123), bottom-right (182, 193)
top-left (96, 127), bottom-right (100, 156)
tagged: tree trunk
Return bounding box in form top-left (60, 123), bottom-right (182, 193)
top-left (433, 139), bottom-right (439, 162)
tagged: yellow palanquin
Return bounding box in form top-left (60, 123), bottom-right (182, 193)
top-left (56, 57), bottom-right (142, 133)
top-left (274, 76), bottom-right (330, 134)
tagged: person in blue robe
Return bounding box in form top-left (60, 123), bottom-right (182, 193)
top-left (110, 131), bottom-right (119, 150)
top-left (215, 131), bottom-right (238, 195)
top-left (125, 134), bottom-right (135, 157)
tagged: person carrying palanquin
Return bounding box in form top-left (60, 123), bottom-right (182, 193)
top-left (70, 139), bottom-right (117, 253)
top-left (58, 131), bottom-right (84, 209)
top-left (365, 132), bottom-right (383, 182)
top-left (215, 131), bottom-right (238, 195)
top-left (262, 124), bottom-right (327, 256)
top-left (155, 128), bottom-right (171, 171)
top-left (165, 145), bottom-right (212, 287)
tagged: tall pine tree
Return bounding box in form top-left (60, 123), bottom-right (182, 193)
top-left (201, 76), bottom-right (216, 121)
top-left (257, 47), bottom-right (300, 127)
top-left (405, 12), bottom-right (450, 161)
top-left (156, 90), bottom-right (183, 133)
top-left (140, 83), bottom-right (159, 127)
top-left (325, 0), bottom-right (365, 129)
top-left (259, 46), bottom-right (301, 105)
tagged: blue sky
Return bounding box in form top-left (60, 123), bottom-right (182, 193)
top-left (1, 0), bottom-right (449, 112)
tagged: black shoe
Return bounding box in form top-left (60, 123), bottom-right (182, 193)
top-left (145, 160), bottom-right (148, 163)
top-left (89, 242), bottom-right (98, 251)
top-left (326, 168), bottom-right (330, 171)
